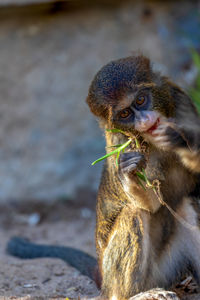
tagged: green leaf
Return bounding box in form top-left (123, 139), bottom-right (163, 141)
top-left (190, 50), bottom-right (200, 115)
top-left (142, 168), bottom-right (152, 187)
top-left (106, 128), bottom-right (125, 134)
top-left (142, 168), bottom-right (148, 181)
top-left (135, 138), bottom-right (140, 149)
top-left (191, 49), bottom-right (200, 69)
top-left (91, 139), bottom-right (131, 166)
top-left (137, 177), bottom-right (146, 190)
top-left (116, 151), bottom-right (120, 166)
top-left (136, 171), bottom-right (146, 181)
top-left (190, 88), bottom-right (200, 113)
top-left (107, 144), bottom-right (123, 148)
top-left (91, 148), bottom-right (122, 165)
top-left (196, 73), bottom-right (200, 90)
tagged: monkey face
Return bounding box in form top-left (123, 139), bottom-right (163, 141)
top-left (86, 55), bottom-right (180, 148)
top-left (87, 55), bottom-right (174, 126)
top-left (111, 86), bottom-right (161, 134)
top-left (87, 55), bottom-right (154, 120)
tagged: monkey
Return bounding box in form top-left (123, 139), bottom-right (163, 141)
top-left (86, 55), bottom-right (200, 300)
top-left (6, 55), bottom-right (200, 300)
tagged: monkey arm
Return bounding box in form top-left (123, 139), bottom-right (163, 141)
top-left (118, 151), bottom-right (161, 212)
top-left (173, 123), bottom-right (200, 173)
top-left (95, 161), bottom-right (158, 283)
top-left (176, 148), bottom-right (200, 173)
top-left (151, 118), bottom-right (200, 173)
top-left (120, 173), bottom-right (161, 212)
top-left (167, 123), bottom-right (200, 173)
top-left (168, 83), bottom-right (200, 173)
top-left (96, 163), bottom-right (181, 300)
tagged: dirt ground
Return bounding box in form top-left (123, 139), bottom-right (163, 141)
top-left (0, 190), bottom-right (99, 299)
top-left (0, 1), bottom-right (199, 300)
top-left (0, 191), bottom-right (199, 300)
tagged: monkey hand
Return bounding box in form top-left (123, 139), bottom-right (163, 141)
top-left (119, 152), bottom-right (146, 178)
top-left (150, 121), bottom-right (188, 151)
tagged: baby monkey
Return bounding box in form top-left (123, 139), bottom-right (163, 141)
top-left (86, 55), bottom-right (200, 300)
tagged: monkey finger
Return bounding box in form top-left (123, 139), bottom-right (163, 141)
top-left (122, 165), bottom-right (138, 174)
top-left (120, 162), bottom-right (141, 172)
top-left (152, 126), bottom-right (167, 136)
top-left (153, 135), bottom-right (169, 142)
top-left (119, 152), bottom-right (143, 161)
top-left (155, 142), bottom-right (171, 150)
top-left (153, 137), bottom-right (170, 147)
top-left (119, 153), bottom-right (145, 167)
top-left (120, 160), bottom-right (144, 173)
top-left (120, 156), bottom-right (144, 169)
top-left (119, 152), bottom-right (146, 173)
top-left (152, 137), bottom-right (171, 149)
top-left (155, 123), bottom-right (168, 130)
top-left (165, 126), bottom-right (187, 148)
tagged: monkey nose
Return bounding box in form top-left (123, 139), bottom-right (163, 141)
top-left (135, 111), bottom-right (159, 133)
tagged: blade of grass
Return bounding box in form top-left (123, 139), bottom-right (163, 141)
top-left (92, 130), bottom-right (153, 191)
top-left (91, 139), bottom-right (131, 166)
top-left (135, 138), bottom-right (140, 149)
top-left (191, 49), bottom-right (200, 69)
top-left (91, 148), bottom-right (122, 165)
top-left (116, 151), bottom-right (120, 166)
top-left (136, 171), bottom-right (146, 181)
top-left (137, 177), bottom-right (146, 190)
top-left (142, 168), bottom-right (152, 187)
top-left (106, 128), bottom-right (126, 134)
top-left (107, 144), bottom-right (123, 148)
top-left (190, 49), bottom-right (200, 115)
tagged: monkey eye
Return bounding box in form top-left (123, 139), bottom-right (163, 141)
top-left (119, 108), bottom-right (131, 119)
top-left (135, 95), bottom-right (146, 106)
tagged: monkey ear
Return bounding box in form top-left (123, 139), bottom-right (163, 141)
top-left (137, 55), bottom-right (151, 70)
top-left (134, 55), bottom-right (152, 81)
top-left (167, 80), bottom-right (199, 119)
top-left (86, 92), bottom-right (108, 119)
top-left (131, 52), bottom-right (151, 71)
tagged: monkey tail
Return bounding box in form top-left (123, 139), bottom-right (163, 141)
top-left (6, 237), bottom-right (97, 281)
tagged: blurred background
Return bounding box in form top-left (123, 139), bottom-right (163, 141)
top-left (0, 0), bottom-right (200, 203)
top-left (0, 0), bottom-right (200, 299)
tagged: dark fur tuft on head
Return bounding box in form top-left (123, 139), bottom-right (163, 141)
top-left (86, 55), bottom-right (153, 119)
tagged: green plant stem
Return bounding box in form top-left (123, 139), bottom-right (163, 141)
top-left (91, 139), bottom-right (132, 166)
top-left (91, 130), bottom-right (153, 191)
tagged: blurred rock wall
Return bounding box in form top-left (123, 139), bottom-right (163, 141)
top-left (0, 0), bottom-right (199, 201)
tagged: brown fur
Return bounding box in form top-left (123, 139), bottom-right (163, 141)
top-left (87, 55), bottom-right (200, 300)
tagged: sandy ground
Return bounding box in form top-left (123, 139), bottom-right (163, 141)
top-left (0, 2), bottom-right (199, 300)
top-left (0, 192), bottom-right (99, 299)
top-left (0, 193), bottom-right (199, 300)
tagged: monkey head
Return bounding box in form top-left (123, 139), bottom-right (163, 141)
top-left (86, 55), bottom-right (198, 149)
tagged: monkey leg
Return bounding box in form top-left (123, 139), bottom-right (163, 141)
top-left (99, 207), bottom-right (155, 300)
top-left (99, 207), bottom-right (180, 300)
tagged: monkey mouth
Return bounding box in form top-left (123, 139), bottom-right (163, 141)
top-left (146, 118), bottom-right (160, 134)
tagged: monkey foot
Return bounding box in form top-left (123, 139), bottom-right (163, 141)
top-left (130, 288), bottom-right (179, 300)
